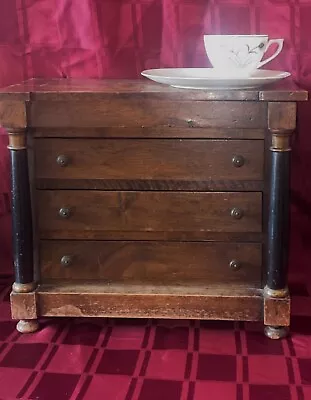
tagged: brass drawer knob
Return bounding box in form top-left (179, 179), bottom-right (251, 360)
top-left (232, 155), bottom-right (245, 167)
top-left (59, 207), bottom-right (71, 218)
top-left (231, 207), bottom-right (244, 219)
top-left (61, 255), bottom-right (73, 266)
top-left (229, 260), bottom-right (241, 271)
top-left (56, 155), bottom-right (69, 167)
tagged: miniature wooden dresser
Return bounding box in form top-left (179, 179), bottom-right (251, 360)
top-left (0, 79), bottom-right (307, 338)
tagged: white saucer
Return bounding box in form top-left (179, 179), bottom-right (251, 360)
top-left (141, 68), bottom-right (291, 90)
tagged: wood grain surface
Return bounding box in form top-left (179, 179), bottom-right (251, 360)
top-left (37, 190), bottom-right (262, 239)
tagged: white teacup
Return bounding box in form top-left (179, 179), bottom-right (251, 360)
top-left (203, 35), bottom-right (284, 77)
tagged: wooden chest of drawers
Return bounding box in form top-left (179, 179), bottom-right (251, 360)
top-left (0, 79), bottom-right (307, 338)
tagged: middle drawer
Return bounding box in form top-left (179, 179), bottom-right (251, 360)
top-left (34, 138), bottom-right (264, 191)
top-left (37, 191), bottom-right (262, 240)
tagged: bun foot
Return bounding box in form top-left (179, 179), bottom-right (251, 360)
top-left (264, 325), bottom-right (289, 340)
top-left (16, 319), bottom-right (39, 333)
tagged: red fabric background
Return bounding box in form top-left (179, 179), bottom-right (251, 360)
top-left (1, 3), bottom-right (311, 400)
top-left (0, 0), bottom-right (311, 274)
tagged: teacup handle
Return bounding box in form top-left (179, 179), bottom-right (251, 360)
top-left (257, 39), bottom-right (284, 69)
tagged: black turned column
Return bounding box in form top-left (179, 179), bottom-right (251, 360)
top-left (8, 130), bottom-right (35, 292)
top-left (266, 142), bottom-right (290, 292)
top-left (7, 129), bottom-right (38, 333)
top-left (10, 145), bottom-right (33, 285)
top-left (264, 102), bottom-right (296, 340)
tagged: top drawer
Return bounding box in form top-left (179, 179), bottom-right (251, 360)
top-left (34, 139), bottom-right (264, 191)
top-left (29, 100), bottom-right (266, 128)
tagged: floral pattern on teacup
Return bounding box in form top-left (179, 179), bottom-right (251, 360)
top-left (220, 39), bottom-right (266, 68)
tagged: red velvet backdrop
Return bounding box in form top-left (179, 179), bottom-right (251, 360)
top-left (0, 0), bottom-right (311, 275)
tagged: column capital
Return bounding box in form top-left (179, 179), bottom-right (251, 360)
top-left (0, 100), bottom-right (28, 150)
top-left (268, 102), bottom-right (296, 151)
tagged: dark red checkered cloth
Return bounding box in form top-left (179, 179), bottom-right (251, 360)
top-left (0, 275), bottom-right (311, 400)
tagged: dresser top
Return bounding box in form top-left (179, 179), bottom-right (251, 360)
top-left (0, 78), bottom-right (308, 102)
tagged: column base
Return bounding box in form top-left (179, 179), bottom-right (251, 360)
top-left (16, 319), bottom-right (39, 333)
top-left (263, 286), bottom-right (290, 338)
top-left (264, 325), bottom-right (289, 340)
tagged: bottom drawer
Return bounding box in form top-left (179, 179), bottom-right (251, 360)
top-left (40, 241), bottom-right (262, 287)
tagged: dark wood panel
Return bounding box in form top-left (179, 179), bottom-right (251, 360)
top-left (37, 231), bottom-right (264, 241)
top-left (32, 127), bottom-right (266, 139)
top-left (36, 178), bottom-right (264, 191)
top-left (34, 139), bottom-right (264, 186)
top-left (37, 191), bottom-right (262, 239)
top-left (0, 101), bottom-right (27, 129)
top-left (40, 240), bottom-right (262, 287)
top-left (0, 78), bottom-right (307, 102)
top-left (30, 100), bottom-right (266, 128)
top-left (10, 292), bottom-right (38, 320)
top-left (37, 283), bottom-right (262, 321)
top-left (259, 90), bottom-right (308, 102)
